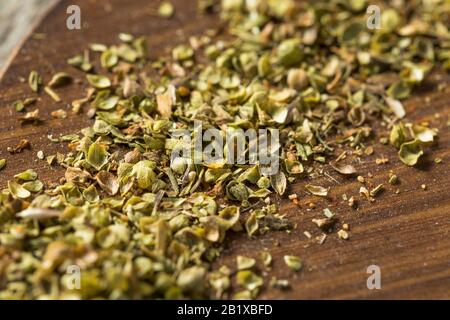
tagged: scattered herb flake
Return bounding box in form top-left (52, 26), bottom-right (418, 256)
top-left (283, 255), bottom-right (302, 272)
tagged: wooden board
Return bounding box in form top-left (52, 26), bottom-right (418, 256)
top-left (0, 0), bottom-right (58, 70)
top-left (0, 0), bottom-right (449, 299)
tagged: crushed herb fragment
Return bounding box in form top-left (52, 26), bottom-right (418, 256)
top-left (283, 255), bottom-right (302, 272)
top-left (28, 70), bottom-right (41, 92)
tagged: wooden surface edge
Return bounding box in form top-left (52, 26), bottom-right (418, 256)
top-left (0, 0), bottom-right (60, 82)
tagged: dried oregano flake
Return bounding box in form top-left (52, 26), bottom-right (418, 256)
top-left (0, 0), bottom-right (446, 300)
top-left (284, 255), bottom-right (302, 272)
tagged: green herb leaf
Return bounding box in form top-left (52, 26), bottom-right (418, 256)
top-left (305, 184), bottom-right (329, 197)
top-left (86, 142), bottom-right (109, 171)
top-left (100, 50), bottom-right (119, 69)
top-left (14, 169), bottom-right (38, 181)
top-left (398, 140), bottom-right (424, 166)
top-left (28, 70), bottom-right (41, 92)
top-left (8, 180), bottom-right (31, 199)
top-left (236, 270), bottom-right (264, 291)
top-left (86, 74), bottom-right (111, 89)
top-left (283, 255), bottom-right (302, 271)
top-left (236, 255), bottom-right (256, 270)
top-left (270, 171), bottom-right (287, 195)
top-left (158, 1), bottom-right (174, 18)
top-left (245, 212), bottom-right (258, 236)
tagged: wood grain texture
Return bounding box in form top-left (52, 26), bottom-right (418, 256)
top-left (0, 0), bottom-right (449, 300)
top-left (0, 0), bottom-right (57, 71)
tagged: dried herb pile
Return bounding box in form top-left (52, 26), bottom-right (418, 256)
top-left (1, 0), bottom-right (449, 299)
